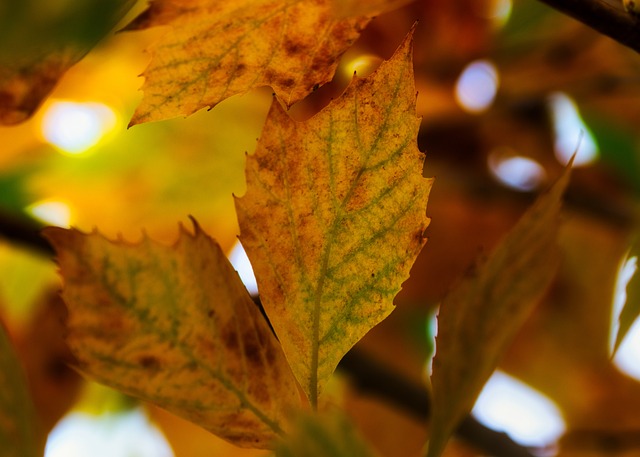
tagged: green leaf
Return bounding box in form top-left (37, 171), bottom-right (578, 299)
top-left (427, 168), bottom-right (570, 457)
top-left (275, 411), bottom-right (378, 457)
top-left (44, 221), bottom-right (300, 449)
top-left (0, 321), bottom-right (40, 457)
top-left (235, 29), bottom-right (432, 407)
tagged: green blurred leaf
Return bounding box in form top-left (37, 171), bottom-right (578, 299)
top-left (73, 382), bottom-right (138, 416)
top-left (28, 92), bottom-right (271, 244)
top-left (0, 0), bottom-right (137, 124)
top-left (0, 244), bottom-right (57, 325)
top-left (275, 411), bottom-right (378, 457)
top-left (0, 0), bottom-right (137, 50)
top-left (582, 112), bottom-right (640, 194)
top-left (498, 0), bottom-right (552, 43)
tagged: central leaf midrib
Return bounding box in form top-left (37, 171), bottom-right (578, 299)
top-left (308, 67), bottom-right (405, 408)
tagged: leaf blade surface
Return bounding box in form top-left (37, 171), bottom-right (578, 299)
top-left (44, 222), bottom-right (299, 449)
top-left (126, 0), bottom-right (375, 125)
top-left (427, 170), bottom-right (570, 457)
top-left (275, 411), bottom-right (378, 457)
top-left (235, 30), bottom-right (432, 406)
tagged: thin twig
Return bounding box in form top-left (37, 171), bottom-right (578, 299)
top-left (536, 0), bottom-right (640, 53)
top-left (338, 349), bottom-right (536, 457)
top-left (0, 212), bottom-right (52, 256)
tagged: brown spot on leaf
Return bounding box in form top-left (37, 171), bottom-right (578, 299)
top-left (310, 55), bottom-right (334, 73)
top-left (221, 326), bottom-right (239, 352)
top-left (280, 77), bottom-right (295, 89)
top-left (263, 69), bottom-right (276, 82)
top-left (284, 40), bottom-right (301, 56)
top-left (242, 332), bottom-right (262, 367)
top-left (138, 355), bottom-right (161, 371)
top-left (263, 338), bottom-right (277, 366)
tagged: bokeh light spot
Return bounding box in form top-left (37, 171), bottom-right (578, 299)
top-left (613, 318), bottom-right (640, 381)
top-left (488, 0), bottom-right (512, 26)
top-left (41, 101), bottom-right (117, 155)
top-left (26, 200), bottom-right (73, 227)
top-left (611, 256), bottom-right (640, 378)
top-left (548, 92), bottom-right (598, 166)
top-left (342, 54), bottom-right (383, 80)
top-left (45, 409), bottom-right (174, 457)
top-left (228, 241), bottom-right (259, 296)
top-left (455, 60), bottom-right (499, 113)
top-left (472, 370), bottom-right (566, 448)
top-left (488, 150), bottom-right (546, 191)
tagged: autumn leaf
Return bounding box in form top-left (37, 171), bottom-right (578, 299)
top-left (235, 29), bottom-right (431, 407)
top-left (0, 321), bottom-right (41, 457)
top-left (125, 0), bottom-right (377, 125)
top-left (43, 221), bottom-right (300, 449)
top-left (612, 235), bottom-right (640, 354)
top-left (275, 411), bottom-right (379, 457)
top-left (0, 0), bottom-right (136, 125)
top-left (426, 168), bottom-right (570, 457)
top-left (331, 0), bottom-right (415, 18)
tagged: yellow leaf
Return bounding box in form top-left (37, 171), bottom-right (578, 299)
top-left (427, 168), bottom-right (570, 457)
top-left (43, 221), bottom-right (300, 449)
top-left (125, 0), bottom-right (376, 125)
top-left (0, 321), bottom-right (41, 457)
top-left (235, 29), bottom-right (431, 407)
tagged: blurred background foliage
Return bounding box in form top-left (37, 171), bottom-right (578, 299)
top-left (2, 0), bottom-right (640, 456)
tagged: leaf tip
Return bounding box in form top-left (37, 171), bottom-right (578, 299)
top-left (399, 22), bottom-right (417, 59)
top-left (611, 334), bottom-right (624, 358)
top-left (184, 215), bottom-right (203, 235)
top-left (42, 226), bottom-right (81, 253)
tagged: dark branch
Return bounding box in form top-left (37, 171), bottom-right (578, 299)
top-left (338, 349), bottom-right (537, 457)
top-left (536, 0), bottom-right (640, 53)
top-left (0, 212), bottom-right (52, 256)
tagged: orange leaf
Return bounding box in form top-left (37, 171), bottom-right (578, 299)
top-left (235, 29), bottom-right (431, 407)
top-left (125, 0), bottom-right (377, 125)
top-left (44, 221), bottom-right (300, 449)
